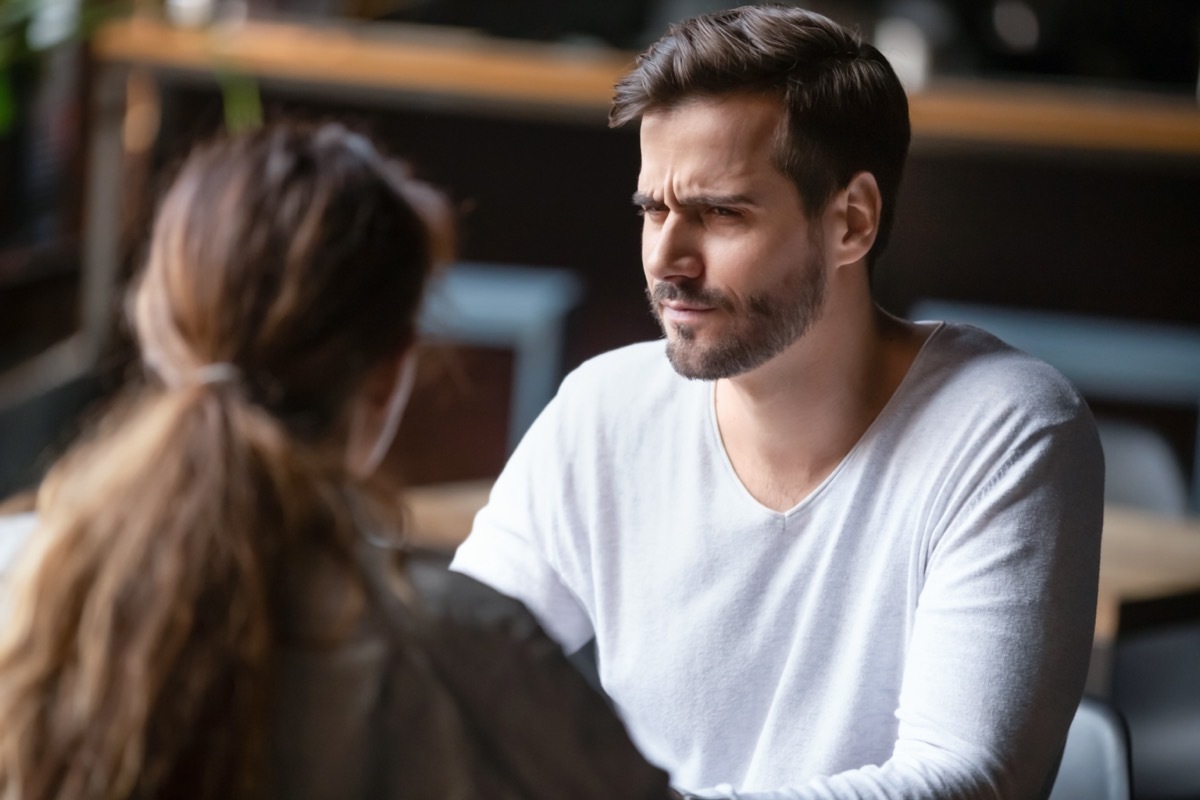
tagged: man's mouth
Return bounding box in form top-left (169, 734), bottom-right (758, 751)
top-left (648, 283), bottom-right (731, 326)
top-left (660, 301), bottom-right (715, 325)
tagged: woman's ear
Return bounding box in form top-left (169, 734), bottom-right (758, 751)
top-left (346, 349), bottom-right (419, 479)
top-left (362, 351), bottom-right (410, 410)
top-left (830, 171), bottom-right (881, 268)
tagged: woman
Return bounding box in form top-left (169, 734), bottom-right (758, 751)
top-left (0, 123), bottom-right (670, 800)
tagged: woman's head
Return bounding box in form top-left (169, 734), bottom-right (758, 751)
top-left (0, 123), bottom-right (453, 800)
top-left (135, 122), bottom-right (450, 451)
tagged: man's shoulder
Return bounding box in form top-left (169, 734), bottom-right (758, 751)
top-left (919, 322), bottom-right (1088, 422)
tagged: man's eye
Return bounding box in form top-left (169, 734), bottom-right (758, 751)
top-left (708, 206), bottom-right (739, 218)
top-left (638, 205), bottom-right (667, 218)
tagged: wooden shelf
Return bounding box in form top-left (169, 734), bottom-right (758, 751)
top-left (92, 15), bottom-right (1200, 155)
top-left (909, 80), bottom-right (1200, 157)
top-left (91, 15), bottom-right (633, 120)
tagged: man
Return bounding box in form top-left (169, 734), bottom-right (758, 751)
top-left (452, 5), bottom-right (1103, 798)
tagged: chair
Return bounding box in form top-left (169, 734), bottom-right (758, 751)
top-left (1048, 696), bottom-right (1133, 800)
top-left (1110, 625), bottom-right (1200, 800)
top-left (419, 262), bottom-right (583, 453)
top-left (1096, 419), bottom-right (1189, 518)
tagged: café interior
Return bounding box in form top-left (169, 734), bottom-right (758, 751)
top-left (1, 0), bottom-right (1199, 797)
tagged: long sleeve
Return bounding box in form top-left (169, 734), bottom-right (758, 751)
top-left (451, 386), bottom-right (596, 654)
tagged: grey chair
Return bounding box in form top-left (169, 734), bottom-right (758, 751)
top-left (1095, 419), bottom-right (1189, 518)
top-left (1048, 696), bottom-right (1133, 800)
top-left (1110, 626), bottom-right (1200, 800)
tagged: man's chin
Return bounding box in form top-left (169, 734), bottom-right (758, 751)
top-left (665, 338), bottom-right (720, 381)
top-left (664, 332), bottom-right (784, 381)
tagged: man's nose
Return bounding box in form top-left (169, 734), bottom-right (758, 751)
top-left (644, 213), bottom-right (702, 283)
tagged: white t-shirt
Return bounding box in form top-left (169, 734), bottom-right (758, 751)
top-left (452, 322), bottom-right (1104, 800)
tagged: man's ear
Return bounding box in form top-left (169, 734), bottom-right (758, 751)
top-left (830, 171), bottom-right (881, 268)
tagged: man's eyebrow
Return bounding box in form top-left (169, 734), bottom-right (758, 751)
top-left (631, 191), bottom-right (758, 208)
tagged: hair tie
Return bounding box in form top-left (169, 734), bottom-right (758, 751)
top-left (190, 362), bottom-right (241, 387)
top-left (341, 131), bottom-right (379, 165)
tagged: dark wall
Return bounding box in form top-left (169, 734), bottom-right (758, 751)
top-left (877, 144), bottom-right (1200, 324)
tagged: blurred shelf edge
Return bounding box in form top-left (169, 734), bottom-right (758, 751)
top-left (909, 78), bottom-right (1200, 158)
top-left (90, 14), bottom-right (1200, 155)
top-left (90, 14), bottom-right (636, 122)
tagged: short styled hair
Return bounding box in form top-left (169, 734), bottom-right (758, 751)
top-left (611, 4), bottom-right (911, 272)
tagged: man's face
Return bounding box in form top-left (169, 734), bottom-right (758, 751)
top-left (637, 93), bottom-right (827, 381)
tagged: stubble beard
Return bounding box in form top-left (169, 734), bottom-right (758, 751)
top-left (648, 249), bottom-right (828, 381)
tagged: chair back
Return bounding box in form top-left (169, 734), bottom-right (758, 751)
top-left (1048, 696), bottom-right (1132, 800)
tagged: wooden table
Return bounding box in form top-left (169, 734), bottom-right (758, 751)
top-left (1096, 505), bottom-right (1200, 638)
top-left (1090, 505), bottom-right (1200, 693)
top-left (406, 478), bottom-right (493, 552)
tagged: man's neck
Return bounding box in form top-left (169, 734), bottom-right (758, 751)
top-left (714, 297), bottom-right (927, 512)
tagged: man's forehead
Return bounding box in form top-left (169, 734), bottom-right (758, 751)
top-left (640, 94), bottom-right (784, 155)
top-left (636, 96), bottom-right (789, 199)
top-left (639, 93), bottom-right (787, 139)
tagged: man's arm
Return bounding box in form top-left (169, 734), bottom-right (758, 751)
top-left (450, 390), bottom-right (595, 654)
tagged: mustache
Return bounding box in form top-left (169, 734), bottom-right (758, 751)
top-left (647, 281), bottom-right (735, 313)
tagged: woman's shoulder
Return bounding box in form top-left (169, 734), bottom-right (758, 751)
top-left (398, 550), bottom-right (672, 800)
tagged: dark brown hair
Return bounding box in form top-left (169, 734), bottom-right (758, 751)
top-left (0, 122), bottom-right (451, 799)
top-left (611, 3), bottom-right (911, 273)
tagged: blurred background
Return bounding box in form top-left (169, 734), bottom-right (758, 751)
top-left (2, 0), bottom-right (1199, 490)
top-left (4, 0), bottom-right (1200, 489)
top-left (1, 2), bottom-right (1199, 796)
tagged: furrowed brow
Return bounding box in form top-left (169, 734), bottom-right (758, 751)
top-left (632, 191), bottom-right (757, 208)
top-left (632, 191), bottom-right (662, 208)
top-left (678, 193), bottom-right (757, 208)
